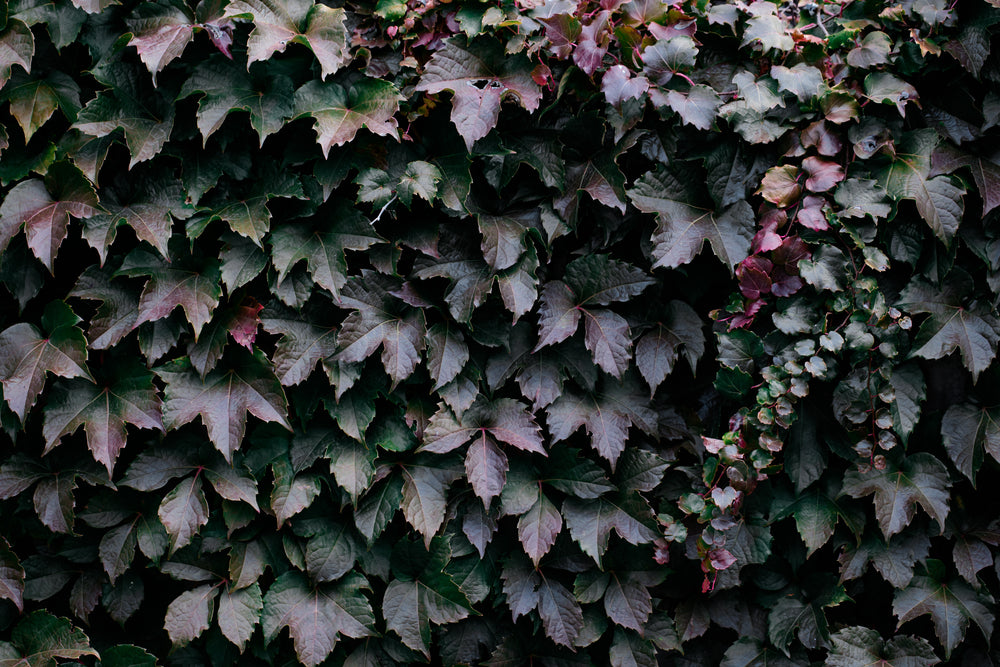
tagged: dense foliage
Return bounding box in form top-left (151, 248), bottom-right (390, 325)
top-left (1, 0), bottom-right (1000, 663)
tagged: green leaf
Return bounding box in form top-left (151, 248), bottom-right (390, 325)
top-left (604, 572), bottom-right (651, 631)
top-left (768, 594), bottom-right (839, 654)
top-left (662, 84), bottom-right (721, 130)
top-left (83, 164), bottom-right (194, 262)
top-left (415, 38), bottom-right (542, 150)
top-left (335, 273), bottom-right (426, 387)
top-left (941, 402), bottom-right (1000, 483)
top-left (224, 0), bottom-right (348, 79)
top-left (399, 456), bottom-right (463, 547)
top-left (0, 300), bottom-right (92, 421)
top-left (841, 453), bottom-right (950, 539)
top-left (741, 9), bottom-right (793, 51)
top-left (536, 574), bottom-right (582, 646)
top-left (117, 247), bottom-right (222, 340)
top-left (877, 129), bottom-right (965, 244)
top-left (158, 475), bottom-right (209, 555)
top-left (179, 55), bottom-right (294, 144)
top-left (847, 31), bottom-right (893, 68)
top-left (629, 167), bottom-right (754, 273)
top-left (270, 458), bottom-right (320, 524)
top-left (0, 161), bottom-right (99, 272)
top-left (0, 611), bottom-right (97, 666)
top-left (894, 572), bottom-right (993, 658)
top-left (889, 363), bottom-right (925, 447)
top-left (865, 72), bottom-right (919, 116)
top-left (425, 323), bottom-right (469, 391)
top-left (164, 583), bottom-right (219, 646)
top-left (0, 70), bottom-right (80, 142)
top-left (835, 178), bottom-right (893, 220)
top-left (293, 77), bottom-right (401, 158)
top-left (771, 488), bottom-right (840, 556)
top-left (42, 363), bottom-right (162, 476)
top-left (263, 571), bottom-right (374, 667)
top-left (74, 62), bottom-right (175, 167)
top-left (0, 538), bottom-right (24, 612)
top-left (157, 353), bottom-right (290, 461)
top-left (898, 272), bottom-right (1000, 380)
top-left (839, 531), bottom-right (930, 589)
top-left (0, 19), bottom-right (33, 90)
top-left (771, 64), bottom-right (823, 101)
top-left (562, 493), bottom-right (659, 566)
top-left (828, 626), bottom-right (939, 667)
top-left (270, 202), bottom-right (382, 298)
top-left (260, 304), bottom-right (337, 387)
top-left (198, 165), bottom-right (305, 246)
top-left (217, 583), bottom-right (263, 651)
top-left (304, 521), bottom-right (359, 583)
top-left (99, 645), bottom-right (158, 667)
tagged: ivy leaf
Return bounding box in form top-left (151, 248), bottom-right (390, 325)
top-left (262, 571), bottom-right (374, 667)
top-left (841, 453), bottom-right (950, 539)
top-left (771, 64), bottom-right (823, 101)
top-left (198, 165), bottom-right (305, 246)
top-left (898, 272), bottom-right (1000, 381)
top-left (270, 202), bottom-right (382, 298)
top-left (422, 398), bottom-right (545, 456)
top-left (335, 273), bottom-right (426, 387)
top-left (889, 363), bottom-right (925, 447)
top-left (877, 129), bottom-right (965, 244)
top-left (635, 302), bottom-right (704, 395)
top-left (116, 247), bottom-right (222, 340)
top-left (0, 161), bottom-right (99, 272)
top-left (126, 1), bottom-right (230, 81)
top-left (0, 20), bottom-right (33, 90)
top-left (663, 84), bottom-right (722, 130)
top-left (0, 300), bottom-right (92, 422)
top-left (581, 308), bottom-right (632, 378)
top-left (157, 352), bottom-right (290, 461)
top-left (260, 304), bottom-right (338, 386)
top-left (0, 611), bottom-right (97, 666)
top-left (839, 531), bottom-right (930, 590)
top-left (270, 458), bottom-right (321, 525)
top-left (304, 522), bottom-right (359, 583)
top-left (42, 363), bottom-right (163, 476)
top-left (0, 71), bottom-right (81, 142)
top-left (847, 31), bottom-right (893, 69)
top-left (546, 377), bottom-right (656, 468)
top-left (179, 55), bottom-right (294, 144)
top-left (224, 0), bottom-right (348, 78)
top-left (741, 9), bottom-right (793, 51)
top-left (828, 626), bottom-right (940, 667)
top-left (536, 575), bottom-right (583, 646)
top-left (562, 492), bottom-right (659, 566)
top-left (83, 163), bottom-right (193, 262)
top-left (217, 583), bottom-right (263, 651)
top-left (894, 570), bottom-right (994, 658)
top-left (158, 475), bottom-right (209, 555)
top-left (293, 78), bottom-right (402, 157)
top-left (629, 167), bottom-right (754, 273)
top-left (415, 38), bottom-right (542, 150)
top-left (941, 403), bottom-right (1000, 483)
top-left (0, 538), bottom-right (24, 612)
top-left (74, 62), bottom-right (175, 167)
top-left (604, 572), bottom-right (652, 632)
top-left (164, 583), bottom-right (218, 646)
top-left (517, 493), bottom-right (562, 565)
top-left (399, 456), bottom-right (463, 547)
top-left (425, 323), bottom-right (469, 391)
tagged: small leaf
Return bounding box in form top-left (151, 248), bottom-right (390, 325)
top-left (164, 584), bottom-right (219, 646)
top-left (536, 575), bottom-right (582, 647)
top-left (517, 493), bottom-right (562, 565)
top-left (218, 583), bottom-right (263, 651)
top-left (158, 475), bottom-right (209, 555)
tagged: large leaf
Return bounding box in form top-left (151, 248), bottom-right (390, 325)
top-left (293, 78), bottom-right (402, 157)
top-left (383, 567), bottom-right (474, 657)
top-left (0, 20), bottom-right (33, 90)
top-left (629, 167), bottom-right (754, 273)
top-left (263, 571), bottom-right (375, 667)
top-left (157, 352), bottom-right (290, 461)
top-left (894, 570), bottom-right (994, 658)
top-left (42, 363), bottom-right (162, 476)
top-left (828, 626), bottom-right (939, 667)
top-left (0, 70), bottom-right (80, 142)
top-left (260, 304), bottom-right (338, 386)
top-left (164, 583), bottom-right (218, 646)
top-left (224, 0), bottom-right (348, 79)
top-left (562, 492), bottom-right (659, 566)
top-left (126, 0), bottom-right (231, 81)
top-left (0, 611), bottom-right (97, 666)
top-left (841, 453), bottom-right (950, 539)
top-left (0, 161), bottom-right (99, 272)
top-left (415, 38), bottom-right (542, 150)
top-left (0, 301), bottom-right (92, 421)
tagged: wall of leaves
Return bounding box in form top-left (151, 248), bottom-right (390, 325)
top-left (0, 0), bottom-right (999, 664)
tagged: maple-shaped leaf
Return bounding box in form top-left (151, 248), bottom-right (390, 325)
top-left (0, 611), bottom-right (97, 666)
top-left (270, 201), bottom-right (382, 297)
top-left (116, 245), bottom-right (222, 340)
top-left (941, 402), bottom-right (1000, 483)
top-left (193, 164), bottom-right (305, 246)
top-left (661, 83), bottom-right (722, 130)
top-left (43, 361), bottom-right (162, 476)
top-left (0, 161), bottom-right (99, 272)
top-left (293, 77), bottom-right (402, 158)
top-left (841, 453), bottom-right (950, 539)
top-left (224, 0), bottom-right (349, 79)
top-left (262, 571), bottom-right (375, 667)
top-left (828, 626), bottom-right (939, 667)
top-left (839, 530), bottom-right (930, 589)
top-left (179, 55), bottom-right (294, 145)
top-left (877, 129), bottom-right (966, 244)
top-left (476, 209), bottom-right (541, 272)
top-left (0, 70), bottom-right (80, 142)
top-left (335, 272), bottom-right (426, 387)
top-left (187, 298), bottom-right (262, 376)
top-left (422, 397), bottom-right (545, 456)
top-left (553, 120), bottom-right (636, 224)
top-left (894, 567), bottom-right (993, 658)
top-left (768, 583), bottom-right (848, 654)
top-left (415, 38), bottom-right (542, 151)
top-left (83, 163), bottom-right (193, 262)
top-left (931, 141), bottom-right (1000, 216)
top-left (157, 351), bottom-right (290, 461)
top-left (0, 19), bottom-right (33, 90)
top-left (562, 492), bottom-right (659, 566)
top-left (260, 303), bottom-right (338, 387)
top-left (898, 271), bottom-right (1000, 381)
top-left (68, 266), bottom-right (140, 350)
top-left (126, 0), bottom-right (232, 81)
top-left (74, 61), bottom-right (175, 167)
top-left (546, 376), bottom-right (656, 468)
top-left (270, 457), bottom-right (321, 524)
top-left (741, 8), bottom-right (793, 51)
top-left (636, 302), bottom-right (704, 395)
top-left (0, 300), bottom-right (92, 421)
top-left (629, 167), bottom-right (754, 274)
